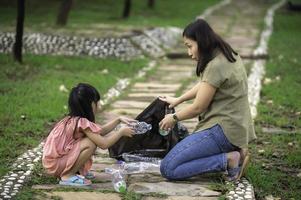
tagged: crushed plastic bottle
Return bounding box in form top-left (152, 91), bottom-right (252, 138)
top-left (104, 167), bottom-right (127, 193)
top-left (122, 153), bottom-right (161, 164)
top-left (130, 121), bottom-right (152, 134)
top-left (121, 161), bottom-right (161, 174)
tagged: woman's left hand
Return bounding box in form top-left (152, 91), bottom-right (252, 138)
top-left (119, 116), bottom-right (137, 125)
top-left (159, 114), bottom-right (176, 131)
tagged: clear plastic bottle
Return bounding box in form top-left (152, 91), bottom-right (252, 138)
top-left (104, 167), bottom-right (127, 193)
top-left (130, 121), bottom-right (152, 134)
top-left (122, 153), bottom-right (161, 163)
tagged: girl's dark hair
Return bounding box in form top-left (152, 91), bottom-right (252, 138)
top-left (183, 19), bottom-right (238, 76)
top-left (68, 83), bottom-right (101, 122)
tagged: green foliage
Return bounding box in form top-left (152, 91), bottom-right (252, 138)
top-left (248, 9), bottom-right (301, 200)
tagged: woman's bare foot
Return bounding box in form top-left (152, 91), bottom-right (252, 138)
top-left (225, 151), bottom-right (241, 181)
top-left (227, 151), bottom-right (240, 169)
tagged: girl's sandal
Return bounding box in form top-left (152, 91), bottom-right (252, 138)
top-left (59, 175), bottom-right (92, 186)
top-left (85, 171), bottom-right (96, 180)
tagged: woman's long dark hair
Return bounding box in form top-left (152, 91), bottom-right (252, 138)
top-left (68, 83), bottom-right (101, 122)
top-left (183, 19), bottom-right (238, 76)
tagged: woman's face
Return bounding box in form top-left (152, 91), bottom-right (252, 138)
top-left (183, 36), bottom-right (199, 61)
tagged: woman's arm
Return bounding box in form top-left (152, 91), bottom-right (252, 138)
top-left (178, 81), bottom-right (201, 103)
top-left (159, 82), bottom-right (216, 130)
top-left (160, 82), bottom-right (201, 108)
top-left (83, 126), bottom-right (134, 149)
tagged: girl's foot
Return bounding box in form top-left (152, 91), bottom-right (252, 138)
top-left (225, 151), bottom-right (241, 181)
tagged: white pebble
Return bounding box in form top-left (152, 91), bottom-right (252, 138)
top-left (17, 180), bottom-right (24, 183)
top-left (245, 194), bottom-right (253, 199)
top-left (10, 174), bottom-right (18, 177)
top-left (7, 178), bottom-right (16, 181)
top-left (5, 182), bottom-right (13, 185)
top-left (229, 191), bottom-right (235, 195)
top-left (19, 176), bottom-right (25, 180)
top-left (4, 196), bottom-right (11, 199)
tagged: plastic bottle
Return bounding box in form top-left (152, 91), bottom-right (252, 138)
top-left (104, 167), bottom-right (127, 193)
top-left (122, 153), bottom-right (161, 163)
top-left (130, 121), bottom-right (152, 134)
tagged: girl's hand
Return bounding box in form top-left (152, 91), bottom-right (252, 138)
top-left (159, 96), bottom-right (180, 108)
top-left (119, 116), bottom-right (137, 125)
top-left (119, 126), bottom-right (135, 137)
top-left (159, 114), bottom-right (176, 131)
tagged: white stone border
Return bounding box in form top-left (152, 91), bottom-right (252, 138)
top-left (248, 0), bottom-right (286, 119)
top-left (196, 0), bottom-right (232, 20)
top-left (0, 60), bottom-right (156, 199)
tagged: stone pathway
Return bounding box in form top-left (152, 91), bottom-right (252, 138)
top-left (0, 0), bottom-right (286, 199)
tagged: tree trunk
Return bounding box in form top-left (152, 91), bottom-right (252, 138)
top-left (56, 0), bottom-right (73, 26)
top-left (122, 0), bottom-right (131, 18)
top-left (148, 0), bottom-right (155, 9)
top-left (13, 0), bottom-right (25, 63)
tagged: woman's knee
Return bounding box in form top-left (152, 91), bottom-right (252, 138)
top-left (160, 158), bottom-right (176, 180)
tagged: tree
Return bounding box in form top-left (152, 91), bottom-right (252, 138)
top-left (56, 0), bottom-right (73, 26)
top-left (122, 0), bottom-right (131, 18)
top-left (13, 0), bottom-right (25, 63)
top-left (148, 0), bottom-right (155, 9)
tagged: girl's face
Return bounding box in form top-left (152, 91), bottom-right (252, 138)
top-left (92, 101), bottom-right (99, 115)
top-left (183, 36), bottom-right (199, 61)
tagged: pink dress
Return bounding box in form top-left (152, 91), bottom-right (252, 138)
top-left (42, 116), bottom-right (102, 177)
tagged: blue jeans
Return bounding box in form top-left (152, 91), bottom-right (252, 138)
top-left (160, 124), bottom-right (239, 180)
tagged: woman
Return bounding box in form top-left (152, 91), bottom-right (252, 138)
top-left (159, 19), bottom-right (256, 181)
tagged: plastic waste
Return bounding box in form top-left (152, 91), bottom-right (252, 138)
top-left (122, 153), bottom-right (161, 164)
top-left (115, 121), bottom-right (152, 135)
top-left (120, 161), bottom-right (161, 174)
top-left (104, 167), bottom-right (127, 193)
top-left (130, 121), bottom-right (152, 134)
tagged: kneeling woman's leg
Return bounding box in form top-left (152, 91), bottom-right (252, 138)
top-left (160, 124), bottom-right (238, 180)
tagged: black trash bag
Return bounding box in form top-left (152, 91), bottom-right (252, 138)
top-left (108, 98), bottom-right (189, 160)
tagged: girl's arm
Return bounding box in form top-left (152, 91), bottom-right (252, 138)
top-left (83, 126), bottom-right (134, 149)
top-left (160, 82), bottom-right (216, 129)
top-left (99, 117), bottom-right (137, 136)
top-left (100, 118), bottom-right (120, 135)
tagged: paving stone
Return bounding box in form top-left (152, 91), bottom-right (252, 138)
top-left (128, 181), bottom-right (220, 197)
top-left (46, 192), bottom-right (121, 200)
top-left (32, 182), bottom-right (113, 191)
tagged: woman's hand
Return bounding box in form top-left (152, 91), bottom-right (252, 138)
top-left (119, 126), bottom-right (135, 138)
top-left (159, 114), bottom-right (176, 131)
top-left (159, 96), bottom-right (181, 108)
top-left (119, 116), bottom-right (137, 125)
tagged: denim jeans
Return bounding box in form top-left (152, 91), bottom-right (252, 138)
top-left (160, 124), bottom-right (239, 180)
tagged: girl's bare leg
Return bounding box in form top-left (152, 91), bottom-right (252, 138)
top-left (61, 137), bottom-right (96, 181)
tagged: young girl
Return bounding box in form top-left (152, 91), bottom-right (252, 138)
top-left (42, 83), bottom-right (136, 186)
top-left (159, 19), bottom-right (256, 181)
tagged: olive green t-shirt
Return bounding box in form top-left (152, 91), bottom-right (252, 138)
top-left (195, 52), bottom-right (256, 148)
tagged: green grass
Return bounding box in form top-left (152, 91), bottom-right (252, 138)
top-left (246, 8), bottom-right (301, 200)
top-left (0, 53), bottom-right (148, 177)
top-left (0, 0), bottom-right (220, 34)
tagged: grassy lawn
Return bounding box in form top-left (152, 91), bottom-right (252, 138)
top-left (0, 53), bottom-right (148, 177)
top-left (0, 0), bottom-right (220, 35)
top-left (246, 7), bottom-right (301, 200)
